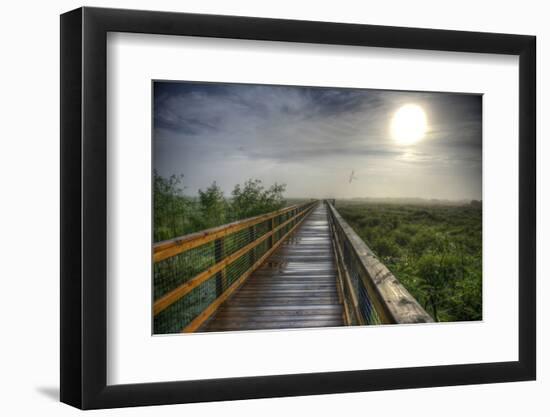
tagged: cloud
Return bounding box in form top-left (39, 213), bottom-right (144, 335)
top-left (153, 82), bottom-right (482, 200)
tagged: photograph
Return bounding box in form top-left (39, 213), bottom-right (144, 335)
top-left (152, 81), bottom-right (483, 335)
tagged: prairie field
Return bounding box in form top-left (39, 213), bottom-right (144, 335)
top-left (337, 201), bottom-right (482, 322)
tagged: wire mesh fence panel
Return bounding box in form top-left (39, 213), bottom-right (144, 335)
top-left (356, 268), bottom-right (381, 324)
top-left (154, 277), bottom-right (217, 334)
top-left (153, 242), bottom-right (215, 300)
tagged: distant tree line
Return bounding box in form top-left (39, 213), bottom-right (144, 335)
top-left (153, 171), bottom-right (287, 242)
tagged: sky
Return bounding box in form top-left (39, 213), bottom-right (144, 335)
top-left (153, 81), bottom-right (482, 200)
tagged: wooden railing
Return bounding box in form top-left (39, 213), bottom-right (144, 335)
top-left (153, 201), bottom-right (318, 334)
top-left (327, 201), bottom-right (433, 325)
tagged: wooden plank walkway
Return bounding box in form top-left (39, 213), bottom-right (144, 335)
top-left (201, 204), bottom-right (344, 332)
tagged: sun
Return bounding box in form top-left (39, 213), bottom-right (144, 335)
top-left (390, 104), bottom-right (427, 145)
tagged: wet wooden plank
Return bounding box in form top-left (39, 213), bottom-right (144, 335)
top-left (225, 299), bottom-right (341, 306)
top-left (211, 314), bottom-right (341, 322)
top-left (200, 204), bottom-right (344, 332)
top-left (237, 288), bottom-right (338, 295)
top-left (215, 310), bottom-right (342, 318)
top-left (218, 304), bottom-right (342, 312)
top-left (203, 319), bottom-right (343, 332)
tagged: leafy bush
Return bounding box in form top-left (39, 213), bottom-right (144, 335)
top-left (231, 179), bottom-right (286, 220)
top-left (409, 229), bottom-right (434, 258)
top-left (153, 171), bottom-right (194, 242)
top-left (393, 230), bottom-right (411, 247)
top-left (198, 182), bottom-right (227, 229)
top-left (373, 236), bottom-right (401, 259)
top-left (153, 174), bottom-right (287, 241)
top-left (416, 253), bottom-right (461, 321)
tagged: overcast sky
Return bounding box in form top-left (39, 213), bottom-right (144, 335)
top-left (153, 81), bottom-right (482, 200)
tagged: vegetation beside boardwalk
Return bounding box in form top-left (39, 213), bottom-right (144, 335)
top-left (337, 201), bottom-right (482, 322)
top-left (154, 171), bottom-right (288, 242)
top-left (153, 172), bottom-right (295, 333)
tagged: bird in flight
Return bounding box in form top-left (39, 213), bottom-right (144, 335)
top-left (349, 169), bottom-right (358, 183)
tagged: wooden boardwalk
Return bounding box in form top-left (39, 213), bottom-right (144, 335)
top-left (201, 204), bottom-right (344, 332)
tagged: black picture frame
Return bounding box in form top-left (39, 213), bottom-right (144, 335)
top-left (60, 6), bottom-right (536, 410)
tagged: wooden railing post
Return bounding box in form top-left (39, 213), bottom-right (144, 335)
top-left (270, 217), bottom-right (276, 248)
top-left (248, 225), bottom-right (256, 266)
top-left (214, 238), bottom-right (225, 297)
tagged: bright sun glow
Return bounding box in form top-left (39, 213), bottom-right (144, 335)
top-left (390, 104), bottom-right (427, 145)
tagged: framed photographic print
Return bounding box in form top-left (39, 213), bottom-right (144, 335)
top-left (60, 7), bottom-right (536, 409)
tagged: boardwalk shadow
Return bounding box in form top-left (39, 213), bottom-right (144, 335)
top-left (36, 386), bottom-right (59, 401)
